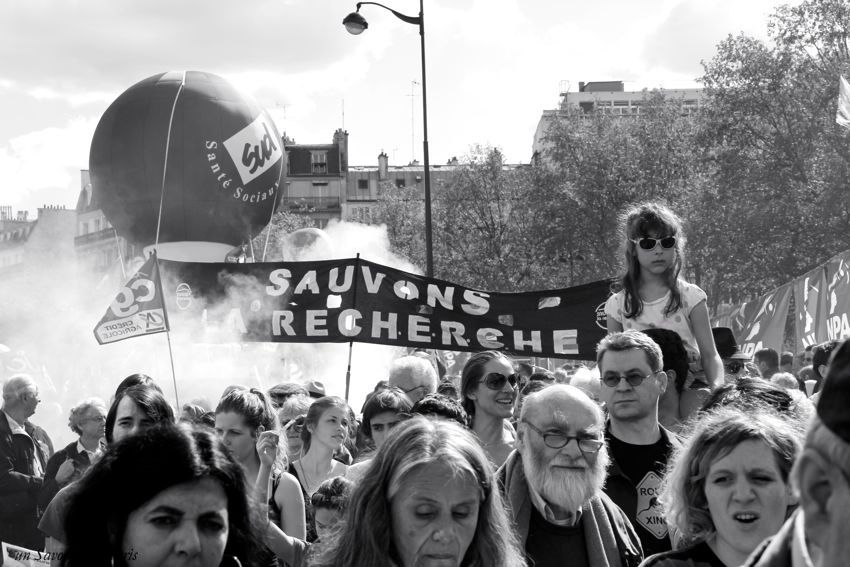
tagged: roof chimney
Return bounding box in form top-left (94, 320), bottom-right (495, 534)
top-left (378, 152), bottom-right (389, 181)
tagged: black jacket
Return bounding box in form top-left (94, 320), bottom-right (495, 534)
top-left (0, 411), bottom-right (53, 549)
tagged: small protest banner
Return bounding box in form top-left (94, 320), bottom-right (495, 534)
top-left (1, 542), bottom-right (51, 567)
top-left (93, 253), bottom-right (169, 345)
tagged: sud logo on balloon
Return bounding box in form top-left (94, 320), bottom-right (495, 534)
top-left (90, 71), bottom-right (284, 262)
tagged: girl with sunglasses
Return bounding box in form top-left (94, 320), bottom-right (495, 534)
top-left (605, 202), bottom-right (723, 421)
top-left (460, 350), bottom-right (520, 467)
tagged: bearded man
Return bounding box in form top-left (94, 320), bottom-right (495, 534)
top-left (497, 384), bottom-right (643, 567)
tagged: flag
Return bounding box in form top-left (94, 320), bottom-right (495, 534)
top-left (739, 283), bottom-right (793, 356)
top-left (94, 253), bottom-right (169, 345)
top-left (793, 266), bottom-right (828, 351)
top-left (837, 76), bottom-right (850, 130)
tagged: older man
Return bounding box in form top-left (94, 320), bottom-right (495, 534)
top-left (0, 374), bottom-right (54, 549)
top-left (599, 330), bottom-right (679, 557)
top-left (388, 355), bottom-right (438, 404)
top-left (745, 337), bottom-right (850, 567)
top-left (497, 384), bottom-right (643, 567)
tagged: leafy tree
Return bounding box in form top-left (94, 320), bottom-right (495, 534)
top-left (695, 0), bottom-right (850, 304)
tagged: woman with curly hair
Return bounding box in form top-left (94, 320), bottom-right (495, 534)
top-left (39, 398), bottom-right (107, 509)
top-left (641, 408), bottom-right (804, 567)
top-left (312, 416), bottom-right (525, 567)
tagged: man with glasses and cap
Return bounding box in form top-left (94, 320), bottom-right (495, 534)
top-left (712, 326), bottom-right (753, 383)
top-left (745, 337), bottom-right (850, 567)
top-left (598, 330), bottom-right (679, 558)
top-left (497, 383), bottom-right (643, 567)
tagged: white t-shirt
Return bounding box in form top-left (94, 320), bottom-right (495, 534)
top-left (604, 280), bottom-right (707, 371)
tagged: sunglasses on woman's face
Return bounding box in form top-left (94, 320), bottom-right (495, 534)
top-left (632, 236), bottom-right (677, 250)
top-left (724, 361), bottom-right (744, 374)
top-left (481, 372), bottom-right (520, 390)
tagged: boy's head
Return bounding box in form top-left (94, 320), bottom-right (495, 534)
top-left (311, 475), bottom-right (354, 540)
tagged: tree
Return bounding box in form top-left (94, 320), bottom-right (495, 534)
top-left (694, 0), bottom-right (850, 304)
top-left (542, 91), bottom-right (704, 287)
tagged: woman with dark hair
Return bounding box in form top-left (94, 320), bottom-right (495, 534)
top-left (40, 384), bottom-right (176, 566)
top-left (460, 350), bottom-right (518, 467)
top-left (214, 388), bottom-right (306, 543)
top-left (62, 423), bottom-right (263, 567)
top-left (312, 417), bottom-right (525, 567)
top-left (289, 395), bottom-right (351, 541)
top-left (113, 373), bottom-right (161, 399)
top-left (346, 387), bottom-right (411, 482)
top-left (642, 408), bottom-right (803, 567)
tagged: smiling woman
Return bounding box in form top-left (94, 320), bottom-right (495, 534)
top-left (641, 408), bottom-right (804, 567)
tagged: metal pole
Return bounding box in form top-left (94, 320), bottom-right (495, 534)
top-left (418, 0), bottom-right (433, 278)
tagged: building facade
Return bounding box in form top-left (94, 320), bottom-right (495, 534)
top-left (532, 80), bottom-right (705, 161)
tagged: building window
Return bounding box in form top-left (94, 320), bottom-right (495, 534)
top-left (357, 179), bottom-right (369, 190)
top-left (311, 151), bottom-right (328, 174)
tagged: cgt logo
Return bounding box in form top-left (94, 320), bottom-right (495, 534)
top-left (223, 114), bottom-right (283, 185)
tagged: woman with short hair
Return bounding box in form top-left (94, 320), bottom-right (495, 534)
top-left (641, 408), bottom-right (804, 567)
top-left (39, 398), bottom-right (107, 509)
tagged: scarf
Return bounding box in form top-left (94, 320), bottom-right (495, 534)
top-left (500, 450), bottom-right (642, 567)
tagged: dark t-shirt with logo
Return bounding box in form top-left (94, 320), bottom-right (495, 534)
top-left (604, 426), bottom-right (674, 558)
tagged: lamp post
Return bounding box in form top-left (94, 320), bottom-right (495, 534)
top-left (343, 1), bottom-right (434, 278)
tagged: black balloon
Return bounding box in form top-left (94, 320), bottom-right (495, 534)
top-left (90, 71), bottom-right (283, 247)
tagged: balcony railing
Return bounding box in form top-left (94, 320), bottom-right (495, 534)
top-left (281, 196), bottom-right (341, 211)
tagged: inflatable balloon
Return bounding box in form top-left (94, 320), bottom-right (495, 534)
top-left (281, 228), bottom-right (336, 261)
top-left (90, 71), bottom-right (283, 255)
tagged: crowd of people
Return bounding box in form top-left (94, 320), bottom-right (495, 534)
top-left (1, 202), bottom-right (849, 567)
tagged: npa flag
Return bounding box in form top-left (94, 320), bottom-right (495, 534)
top-left (824, 250), bottom-right (850, 341)
top-left (837, 76), bottom-right (850, 130)
top-left (94, 253), bottom-right (169, 345)
top-left (739, 283), bottom-right (793, 356)
top-left (793, 266), bottom-right (829, 351)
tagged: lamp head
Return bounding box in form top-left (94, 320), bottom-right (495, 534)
top-left (343, 11), bottom-right (368, 35)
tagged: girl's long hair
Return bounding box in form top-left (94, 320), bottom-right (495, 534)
top-left (619, 202), bottom-right (686, 318)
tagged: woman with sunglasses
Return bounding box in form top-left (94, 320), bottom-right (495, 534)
top-left (461, 351), bottom-right (519, 467)
top-left (605, 202), bottom-right (723, 420)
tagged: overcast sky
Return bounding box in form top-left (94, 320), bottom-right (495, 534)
top-left (1, 0), bottom-right (798, 217)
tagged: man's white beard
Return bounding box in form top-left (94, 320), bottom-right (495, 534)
top-left (523, 446), bottom-right (609, 512)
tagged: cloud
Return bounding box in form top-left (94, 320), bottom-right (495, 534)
top-left (642, 0), bottom-right (803, 76)
top-left (0, 116), bottom-right (98, 209)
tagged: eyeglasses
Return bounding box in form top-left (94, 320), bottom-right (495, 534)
top-left (401, 384), bottom-right (427, 396)
top-left (83, 415), bottom-right (107, 424)
top-left (631, 236), bottom-right (677, 251)
top-left (724, 361), bottom-right (744, 374)
top-left (481, 372), bottom-right (520, 390)
top-left (601, 371), bottom-right (657, 388)
top-left (521, 420), bottom-right (604, 453)
top-left (284, 416), bottom-right (305, 433)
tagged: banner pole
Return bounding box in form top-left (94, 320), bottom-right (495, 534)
top-left (344, 254), bottom-right (362, 403)
top-left (153, 250), bottom-right (180, 408)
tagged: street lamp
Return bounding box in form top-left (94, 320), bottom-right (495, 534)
top-left (343, 1), bottom-right (434, 278)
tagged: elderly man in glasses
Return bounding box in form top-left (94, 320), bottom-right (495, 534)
top-left (598, 330), bottom-right (680, 558)
top-left (497, 383), bottom-right (643, 567)
top-left (387, 354), bottom-right (439, 404)
top-left (0, 374), bottom-right (54, 550)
